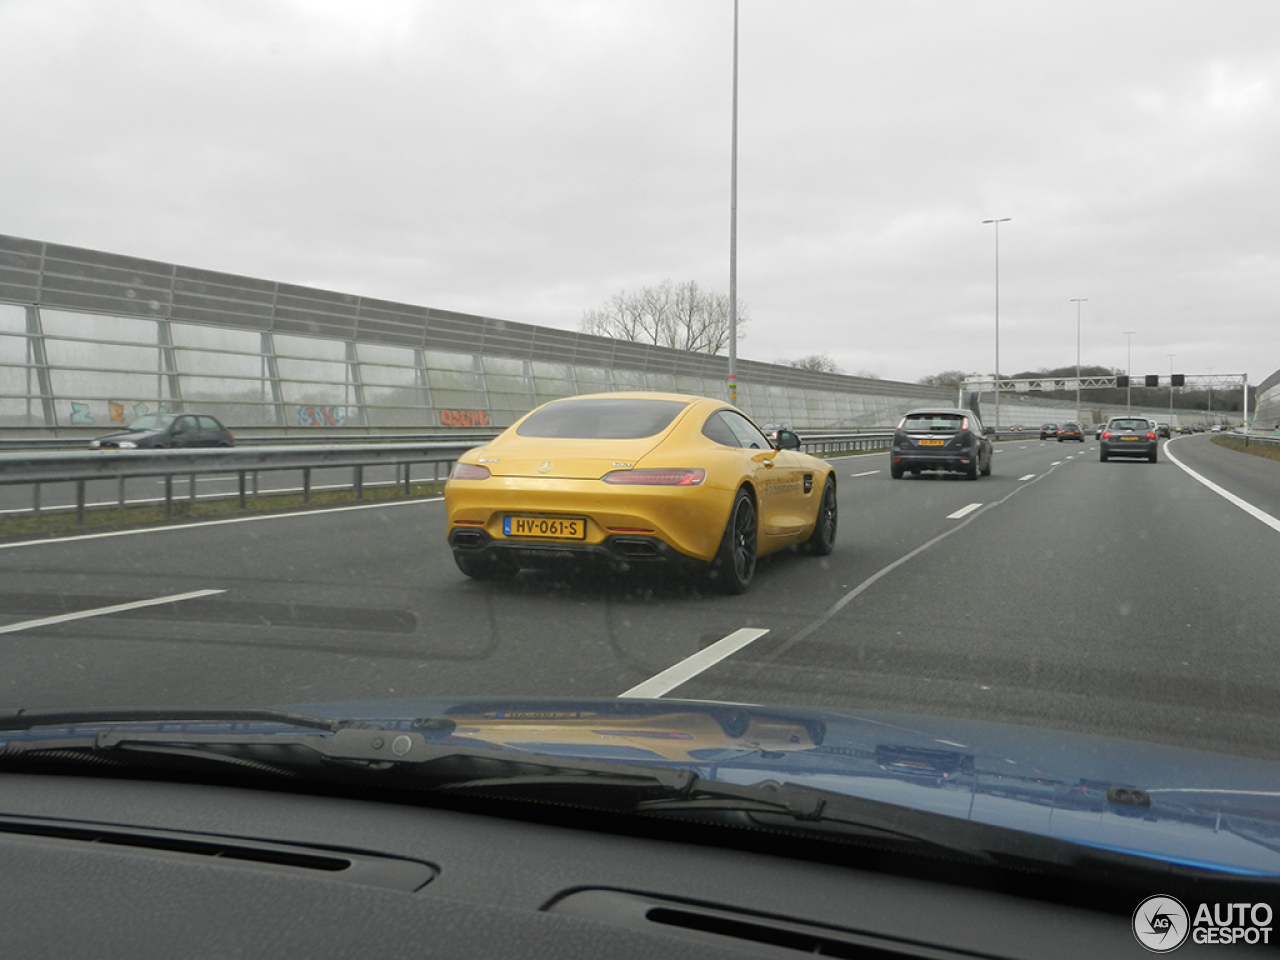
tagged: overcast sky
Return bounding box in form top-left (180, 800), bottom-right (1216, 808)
top-left (3, 0), bottom-right (1278, 385)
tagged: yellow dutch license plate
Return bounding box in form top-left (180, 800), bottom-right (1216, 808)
top-left (1121, 435), bottom-right (1139, 441)
top-left (504, 516), bottom-right (587, 540)
top-left (920, 439), bottom-right (945, 446)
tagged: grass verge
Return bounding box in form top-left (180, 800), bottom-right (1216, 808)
top-left (1212, 435), bottom-right (1280, 462)
top-left (0, 481), bottom-right (446, 541)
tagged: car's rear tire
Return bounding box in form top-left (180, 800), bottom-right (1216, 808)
top-left (980, 450), bottom-right (992, 476)
top-left (707, 488), bottom-right (757, 594)
top-left (890, 462), bottom-right (904, 480)
top-left (452, 550), bottom-right (519, 581)
top-left (1148, 449), bottom-right (1158, 463)
top-left (1100, 450), bottom-right (1109, 462)
top-left (965, 455), bottom-right (979, 480)
top-left (800, 477), bottom-right (837, 556)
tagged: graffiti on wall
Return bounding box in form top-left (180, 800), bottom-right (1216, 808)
top-left (297, 405), bottom-right (347, 427)
top-left (70, 401), bottom-right (170, 426)
top-left (440, 409), bottom-right (490, 428)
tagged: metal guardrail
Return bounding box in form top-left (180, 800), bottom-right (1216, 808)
top-left (1228, 430), bottom-right (1280, 446)
top-left (0, 428), bottom-right (1040, 526)
top-left (0, 431), bottom-right (502, 451)
top-left (0, 442), bottom-right (483, 523)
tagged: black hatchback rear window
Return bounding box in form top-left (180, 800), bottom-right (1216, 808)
top-left (901, 413), bottom-right (964, 432)
top-left (516, 398), bottom-right (688, 439)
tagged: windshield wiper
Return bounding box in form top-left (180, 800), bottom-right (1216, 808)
top-left (1, 721), bottom-right (1254, 880)
top-left (0, 707), bottom-right (348, 734)
top-left (0, 724), bottom-right (998, 864)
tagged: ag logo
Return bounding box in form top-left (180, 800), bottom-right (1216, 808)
top-left (1133, 895), bottom-right (1190, 953)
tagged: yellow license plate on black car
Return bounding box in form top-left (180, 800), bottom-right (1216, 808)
top-left (1121, 435), bottom-right (1139, 441)
top-left (504, 516), bottom-right (587, 539)
top-left (920, 439), bottom-right (945, 446)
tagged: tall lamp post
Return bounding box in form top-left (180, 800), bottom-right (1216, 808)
top-left (982, 217), bottom-right (1011, 430)
top-left (1167, 354), bottom-right (1176, 425)
top-left (1069, 298), bottom-right (1087, 422)
top-left (727, 0), bottom-right (739, 403)
top-left (1123, 330), bottom-right (1136, 414)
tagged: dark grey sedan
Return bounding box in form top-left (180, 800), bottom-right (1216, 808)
top-left (90, 413), bottom-right (235, 449)
top-left (1099, 417), bottom-right (1157, 462)
top-left (890, 408), bottom-right (993, 480)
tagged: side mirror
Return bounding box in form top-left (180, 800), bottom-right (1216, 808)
top-left (775, 430), bottom-right (802, 451)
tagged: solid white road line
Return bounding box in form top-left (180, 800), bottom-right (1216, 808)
top-left (0, 497), bottom-right (443, 551)
top-left (618, 628), bottom-right (770, 699)
top-left (946, 503), bottom-right (983, 519)
top-left (1164, 439), bottom-right (1280, 536)
top-left (0, 589), bottom-right (226, 636)
top-left (850, 470), bottom-right (879, 478)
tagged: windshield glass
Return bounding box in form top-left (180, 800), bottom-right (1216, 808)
top-left (3, 0), bottom-right (1279, 891)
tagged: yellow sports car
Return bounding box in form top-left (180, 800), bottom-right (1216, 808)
top-left (444, 392), bottom-right (838, 592)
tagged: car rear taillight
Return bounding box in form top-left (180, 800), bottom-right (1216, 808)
top-left (449, 463), bottom-right (492, 481)
top-left (1147, 431), bottom-right (1156, 440)
top-left (1101, 431), bottom-right (1111, 439)
top-left (602, 468), bottom-right (706, 486)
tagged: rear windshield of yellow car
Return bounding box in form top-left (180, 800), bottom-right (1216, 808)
top-left (516, 398), bottom-right (689, 439)
top-left (901, 413), bottom-right (963, 432)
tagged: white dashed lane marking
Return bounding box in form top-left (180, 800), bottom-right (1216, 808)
top-left (850, 470), bottom-right (879, 478)
top-left (947, 503), bottom-right (983, 519)
top-left (1019, 474), bottom-right (1035, 481)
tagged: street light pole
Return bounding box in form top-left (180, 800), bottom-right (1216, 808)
top-left (727, 0), bottom-right (739, 404)
top-left (982, 217), bottom-right (1011, 430)
top-left (1167, 354), bottom-right (1176, 425)
top-left (1069, 298), bottom-right (1087, 422)
top-left (1123, 330), bottom-right (1136, 414)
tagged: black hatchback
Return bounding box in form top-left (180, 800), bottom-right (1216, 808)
top-left (90, 413), bottom-right (235, 449)
top-left (891, 408), bottom-right (993, 480)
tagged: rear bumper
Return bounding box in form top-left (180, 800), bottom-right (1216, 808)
top-left (447, 528), bottom-right (697, 569)
top-left (1101, 440), bottom-right (1157, 458)
top-left (891, 448), bottom-right (979, 473)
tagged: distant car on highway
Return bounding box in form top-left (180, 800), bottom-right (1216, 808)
top-left (890, 408), bottom-right (992, 480)
top-left (89, 413), bottom-right (235, 449)
top-left (1039, 423), bottom-right (1059, 439)
top-left (1099, 417), bottom-right (1158, 463)
top-left (1156, 422), bottom-right (1172, 438)
top-left (1056, 421), bottom-right (1084, 442)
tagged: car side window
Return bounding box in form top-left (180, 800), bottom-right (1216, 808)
top-left (175, 416), bottom-right (197, 434)
top-left (701, 412), bottom-right (741, 448)
top-left (722, 412), bottom-right (772, 450)
top-left (197, 417), bottom-right (221, 432)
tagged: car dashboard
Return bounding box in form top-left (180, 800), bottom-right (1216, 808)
top-left (0, 771), bottom-right (1158, 959)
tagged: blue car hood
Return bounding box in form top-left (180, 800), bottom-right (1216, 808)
top-left (8, 696), bottom-right (1280, 877)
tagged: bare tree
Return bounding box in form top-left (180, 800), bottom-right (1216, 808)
top-left (580, 280), bottom-right (748, 355)
top-left (782, 352), bottom-right (841, 374)
top-left (918, 370), bottom-right (978, 390)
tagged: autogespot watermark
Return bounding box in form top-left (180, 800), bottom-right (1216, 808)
top-left (1133, 895), bottom-right (1274, 952)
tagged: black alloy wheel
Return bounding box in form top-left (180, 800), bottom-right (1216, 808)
top-left (709, 488), bottom-right (757, 594)
top-left (801, 477), bottom-right (838, 556)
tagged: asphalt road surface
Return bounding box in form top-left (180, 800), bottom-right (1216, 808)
top-left (2, 434), bottom-right (1277, 763)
